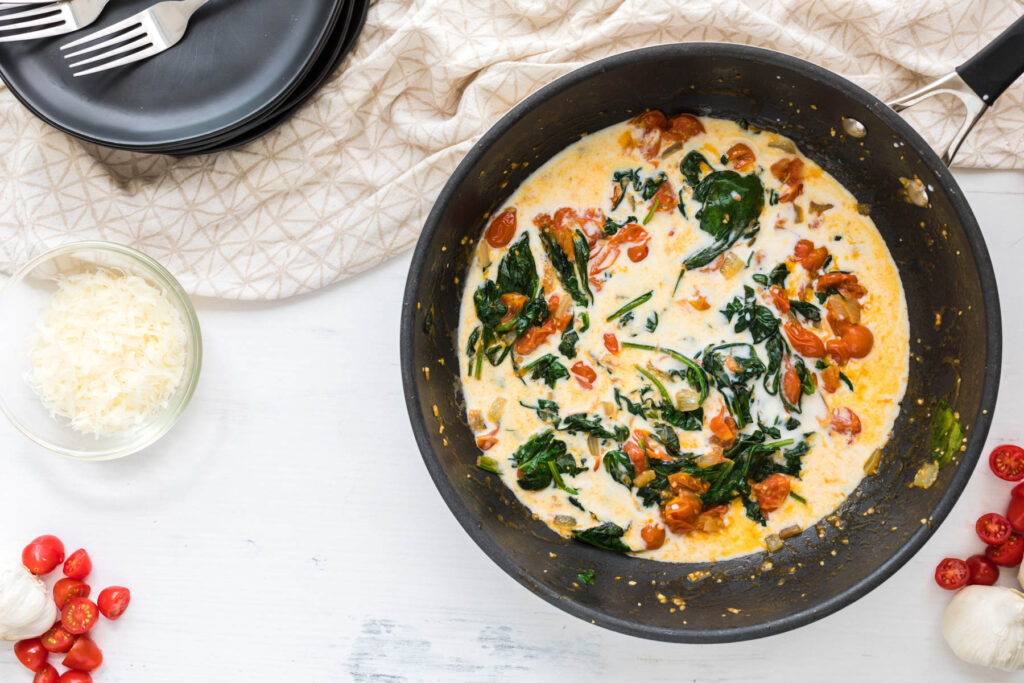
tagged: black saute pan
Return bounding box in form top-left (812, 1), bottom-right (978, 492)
top-left (401, 17), bottom-right (1024, 642)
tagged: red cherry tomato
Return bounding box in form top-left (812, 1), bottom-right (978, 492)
top-left (1012, 482), bottom-right (1024, 499)
top-left (934, 557), bottom-right (969, 590)
top-left (22, 536), bottom-right (65, 576)
top-left (62, 550), bottom-right (91, 581)
top-left (976, 512), bottom-right (1013, 545)
top-left (966, 554), bottom-right (1000, 585)
top-left (986, 532), bottom-right (1024, 567)
top-left (62, 636), bottom-right (102, 672)
top-left (59, 673), bottom-right (93, 683)
top-left (1008, 496), bottom-right (1024, 532)
top-left (96, 586), bottom-right (130, 620)
top-left (53, 579), bottom-right (91, 610)
top-left (34, 665), bottom-right (60, 683)
top-left (990, 444), bottom-right (1024, 481)
top-left (40, 624), bottom-right (76, 654)
top-left (15, 638), bottom-right (48, 672)
top-left (61, 598), bottom-right (99, 635)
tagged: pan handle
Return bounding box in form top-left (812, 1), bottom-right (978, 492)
top-left (887, 15), bottom-right (1024, 167)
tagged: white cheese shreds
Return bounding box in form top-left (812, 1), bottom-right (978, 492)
top-left (28, 268), bottom-right (188, 437)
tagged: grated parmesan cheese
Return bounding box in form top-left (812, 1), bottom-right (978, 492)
top-left (28, 268), bottom-right (188, 438)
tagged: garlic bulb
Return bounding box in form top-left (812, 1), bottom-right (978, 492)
top-left (0, 560), bottom-right (57, 641)
top-left (941, 585), bottom-right (1024, 671)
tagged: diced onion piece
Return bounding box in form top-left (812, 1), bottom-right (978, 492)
top-left (765, 534), bottom-right (784, 552)
top-left (768, 139), bottom-right (797, 153)
top-left (487, 397), bottom-right (507, 422)
top-left (675, 388), bottom-right (701, 412)
top-left (587, 435), bottom-right (600, 458)
top-left (634, 470), bottom-right (656, 488)
top-left (28, 268), bottom-right (187, 437)
top-left (554, 515), bottom-right (577, 528)
top-left (476, 240), bottom-right (492, 269)
top-left (720, 252), bottom-right (744, 278)
top-left (468, 410), bottom-right (486, 431)
top-left (779, 525), bottom-right (802, 539)
top-left (827, 293), bottom-right (861, 324)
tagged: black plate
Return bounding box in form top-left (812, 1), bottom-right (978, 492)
top-left (175, 0), bottom-right (367, 156)
top-left (0, 0), bottom-right (344, 149)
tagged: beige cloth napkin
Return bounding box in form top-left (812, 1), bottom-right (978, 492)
top-left (0, 0), bottom-right (1021, 300)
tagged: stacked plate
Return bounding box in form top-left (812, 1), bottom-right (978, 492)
top-left (0, 0), bottom-right (368, 154)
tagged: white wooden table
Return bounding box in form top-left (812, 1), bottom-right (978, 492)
top-left (0, 169), bottom-right (1021, 682)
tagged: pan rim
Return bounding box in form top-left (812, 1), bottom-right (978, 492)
top-left (400, 41), bottom-right (1002, 643)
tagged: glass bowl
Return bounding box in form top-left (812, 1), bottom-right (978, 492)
top-left (0, 242), bottom-right (202, 460)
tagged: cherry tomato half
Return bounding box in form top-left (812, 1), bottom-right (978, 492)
top-left (986, 533), bottom-right (1024, 567)
top-left (62, 550), bottom-right (91, 581)
top-left (40, 624), bottom-right (76, 654)
top-left (977, 512), bottom-right (1013, 545)
top-left (966, 554), bottom-right (1000, 586)
top-left (15, 638), bottom-right (48, 672)
top-left (22, 536), bottom-right (65, 576)
top-left (990, 444), bottom-right (1024, 481)
top-left (61, 598), bottom-right (99, 635)
top-left (62, 636), bottom-right (102, 672)
top-left (34, 665), bottom-right (60, 683)
top-left (1008, 496), bottom-right (1024, 532)
top-left (934, 557), bottom-right (969, 590)
top-left (96, 586), bottom-right (130, 621)
top-left (53, 579), bottom-right (91, 610)
top-left (59, 672), bottom-right (93, 683)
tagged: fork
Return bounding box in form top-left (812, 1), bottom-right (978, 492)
top-left (61, 0), bottom-right (209, 77)
top-left (0, 0), bottom-right (110, 43)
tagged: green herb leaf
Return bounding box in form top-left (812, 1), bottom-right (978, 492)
top-left (931, 399), bottom-right (964, 469)
top-left (573, 522), bottom-right (634, 553)
top-left (577, 569), bottom-right (596, 585)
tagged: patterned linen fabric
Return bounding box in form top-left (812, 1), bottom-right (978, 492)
top-left (0, 0), bottom-right (1021, 299)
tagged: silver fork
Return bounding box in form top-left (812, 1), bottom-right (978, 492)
top-left (0, 0), bottom-right (110, 43)
top-left (60, 0), bottom-right (209, 77)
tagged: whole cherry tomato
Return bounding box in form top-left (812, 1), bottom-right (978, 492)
top-left (976, 512), bottom-right (1013, 545)
top-left (934, 557), bottom-right (969, 590)
top-left (752, 474), bottom-right (791, 512)
top-left (966, 554), bottom-right (999, 586)
top-left (59, 673), bottom-right (93, 683)
top-left (33, 665), bottom-right (60, 683)
top-left (1007, 496), bottom-right (1024, 532)
top-left (53, 579), bottom-right (91, 610)
top-left (62, 549), bottom-right (91, 580)
top-left (40, 624), bottom-right (76, 654)
top-left (22, 536), bottom-right (65, 576)
top-left (14, 638), bottom-right (48, 672)
top-left (990, 444), bottom-right (1024, 481)
top-left (783, 320), bottom-right (825, 358)
top-left (640, 524), bottom-right (666, 550)
top-left (986, 533), bottom-right (1024, 567)
top-left (97, 586), bottom-right (131, 621)
top-left (62, 636), bottom-right (102, 672)
top-left (61, 598), bottom-right (99, 635)
top-left (661, 492), bottom-right (703, 534)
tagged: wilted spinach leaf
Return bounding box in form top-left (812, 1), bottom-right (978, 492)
top-left (683, 171), bottom-right (765, 269)
top-left (573, 522), bottom-right (634, 553)
top-left (510, 431), bottom-right (584, 491)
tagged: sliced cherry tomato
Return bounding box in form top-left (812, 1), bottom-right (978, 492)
top-left (623, 440), bottom-right (647, 476)
top-left (793, 239), bottom-right (828, 272)
top-left (96, 586), bottom-right (130, 621)
top-left (40, 624), bottom-right (76, 654)
top-left (62, 636), bottom-right (102, 672)
top-left (59, 673), bottom-right (93, 683)
top-left (768, 286), bottom-right (790, 313)
top-left (15, 638), bottom-right (48, 672)
top-left (61, 598), bottom-right (99, 635)
top-left (725, 143), bottom-right (755, 170)
top-left (661, 492), bottom-right (703, 534)
top-left (783, 320), bottom-right (825, 358)
top-left (570, 361), bottom-right (597, 390)
top-left (484, 207), bottom-right (517, 248)
top-left (22, 536), bottom-right (65, 576)
top-left (53, 579), bottom-right (91, 610)
top-left (986, 532), bottom-right (1024, 567)
top-left (1007, 496), bottom-right (1024, 532)
top-left (830, 407), bottom-right (862, 435)
top-left (603, 333), bottom-right (620, 354)
top-left (966, 554), bottom-right (999, 586)
top-left (782, 365), bottom-right (802, 406)
top-left (990, 444), bottom-right (1024, 481)
top-left (934, 557), bottom-right (969, 590)
top-left (752, 474), bottom-right (791, 512)
top-left (34, 665), bottom-right (60, 683)
top-left (977, 512), bottom-right (1013, 545)
top-left (62, 549), bottom-right (91, 580)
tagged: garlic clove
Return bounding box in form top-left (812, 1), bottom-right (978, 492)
top-left (0, 561), bottom-right (57, 641)
top-left (941, 585), bottom-right (1024, 671)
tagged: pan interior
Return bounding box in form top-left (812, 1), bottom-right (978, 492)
top-left (402, 44), bottom-right (999, 642)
